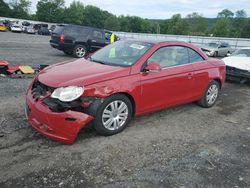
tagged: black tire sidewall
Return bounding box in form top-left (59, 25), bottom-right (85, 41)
top-left (94, 94), bottom-right (133, 136)
top-left (198, 81), bottom-right (220, 108)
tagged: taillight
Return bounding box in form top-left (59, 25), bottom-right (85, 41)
top-left (60, 34), bottom-right (65, 44)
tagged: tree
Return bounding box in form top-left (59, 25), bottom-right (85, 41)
top-left (0, 0), bottom-right (12, 17)
top-left (218, 9), bottom-right (234, 18)
top-left (36, 0), bottom-right (65, 23)
top-left (168, 14), bottom-right (189, 35)
top-left (141, 19), bottom-right (154, 33)
top-left (233, 10), bottom-right (247, 37)
top-left (186, 12), bottom-right (207, 35)
top-left (213, 9), bottom-right (234, 37)
top-left (63, 1), bottom-right (84, 25)
top-left (118, 15), bottom-right (131, 32)
top-left (241, 20), bottom-right (250, 38)
top-left (127, 16), bottom-right (144, 32)
top-left (9, 0), bottom-right (31, 19)
top-left (213, 18), bottom-right (231, 37)
top-left (104, 16), bottom-right (120, 31)
top-left (82, 5), bottom-right (105, 28)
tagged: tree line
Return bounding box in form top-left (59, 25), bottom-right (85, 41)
top-left (1, 0), bottom-right (250, 38)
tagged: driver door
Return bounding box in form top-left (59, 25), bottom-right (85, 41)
top-left (139, 46), bottom-right (195, 113)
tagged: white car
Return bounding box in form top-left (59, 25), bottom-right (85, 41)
top-left (222, 47), bottom-right (250, 83)
top-left (11, 25), bottom-right (22, 33)
top-left (201, 42), bottom-right (232, 57)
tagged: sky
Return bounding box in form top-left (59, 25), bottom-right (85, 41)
top-left (11, 0), bottom-right (250, 19)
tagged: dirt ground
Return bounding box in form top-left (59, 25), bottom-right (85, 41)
top-left (0, 32), bottom-right (250, 188)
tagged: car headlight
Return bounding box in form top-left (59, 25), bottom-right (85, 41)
top-left (51, 86), bottom-right (84, 102)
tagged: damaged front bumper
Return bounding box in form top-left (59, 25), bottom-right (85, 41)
top-left (26, 88), bottom-right (94, 145)
top-left (226, 66), bottom-right (250, 82)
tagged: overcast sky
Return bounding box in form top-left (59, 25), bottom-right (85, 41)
top-left (24, 0), bottom-right (250, 19)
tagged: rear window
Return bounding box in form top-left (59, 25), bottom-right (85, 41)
top-left (53, 26), bottom-right (64, 34)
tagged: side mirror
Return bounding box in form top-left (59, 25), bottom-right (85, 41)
top-left (144, 62), bottom-right (162, 73)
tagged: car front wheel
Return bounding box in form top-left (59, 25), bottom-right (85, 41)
top-left (94, 94), bottom-right (133, 136)
top-left (198, 80), bottom-right (220, 108)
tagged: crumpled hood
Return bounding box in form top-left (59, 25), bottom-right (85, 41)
top-left (201, 46), bottom-right (217, 52)
top-left (38, 58), bottom-right (131, 87)
top-left (222, 56), bottom-right (250, 71)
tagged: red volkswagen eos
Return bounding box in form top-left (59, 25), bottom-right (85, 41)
top-left (26, 40), bottom-right (226, 144)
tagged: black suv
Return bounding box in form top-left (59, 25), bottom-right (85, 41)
top-left (50, 24), bottom-right (117, 58)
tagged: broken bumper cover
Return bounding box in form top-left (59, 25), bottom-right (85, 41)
top-left (226, 66), bottom-right (250, 81)
top-left (26, 90), bottom-right (93, 144)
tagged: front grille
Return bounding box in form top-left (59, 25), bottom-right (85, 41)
top-left (32, 80), bottom-right (54, 101)
top-left (226, 66), bottom-right (248, 74)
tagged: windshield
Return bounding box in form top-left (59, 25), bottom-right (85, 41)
top-left (207, 42), bottom-right (219, 48)
top-left (231, 49), bottom-right (250, 57)
top-left (90, 40), bottom-right (153, 67)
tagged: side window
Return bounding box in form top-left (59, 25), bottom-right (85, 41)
top-left (93, 30), bottom-right (103, 39)
top-left (147, 46), bottom-right (189, 68)
top-left (105, 32), bottom-right (112, 40)
top-left (188, 48), bottom-right (204, 63)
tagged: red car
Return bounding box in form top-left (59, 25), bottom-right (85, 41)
top-left (26, 40), bottom-right (226, 144)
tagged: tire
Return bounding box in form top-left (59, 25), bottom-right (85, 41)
top-left (73, 45), bottom-right (87, 58)
top-left (93, 94), bottom-right (133, 136)
top-left (198, 80), bottom-right (220, 108)
top-left (214, 51), bottom-right (218, 57)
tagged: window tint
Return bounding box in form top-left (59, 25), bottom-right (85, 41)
top-left (93, 30), bottom-right (103, 39)
top-left (188, 48), bottom-right (204, 63)
top-left (105, 32), bottom-right (112, 40)
top-left (147, 46), bottom-right (189, 68)
top-left (53, 25), bottom-right (64, 34)
top-left (220, 43), bottom-right (229, 48)
top-left (64, 26), bottom-right (89, 37)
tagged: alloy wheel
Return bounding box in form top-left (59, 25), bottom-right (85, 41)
top-left (75, 47), bottom-right (86, 57)
top-left (206, 84), bottom-right (219, 105)
top-left (102, 100), bottom-right (129, 131)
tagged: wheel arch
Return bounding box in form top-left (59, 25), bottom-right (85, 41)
top-left (213, 78), bottom-right (222, 89)
top-left (112, 92), bottom-right (136, 117)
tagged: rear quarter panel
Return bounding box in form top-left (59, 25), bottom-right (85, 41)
top-left (193, 58), bottom-right (225, 99)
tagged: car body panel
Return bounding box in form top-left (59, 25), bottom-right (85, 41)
top-left (11, 25), bottom-right (22, 32)
top-left (223, 56), bottom-right (250, 71)
top-left (26, 40), bottom-right (225, 144)
top-left (201, 42), bottom-right (232, 57)
top-left (0, 24), bottom-right (7, 31)
top-left (26, 89), bottom-right (93, 144)
top-left (223, 55), bottom-right (250, 81)
top-left (38, 59), bottom-right (131, 87)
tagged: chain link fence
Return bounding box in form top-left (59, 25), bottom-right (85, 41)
top-left (116, 32), bottom-right (250, 49)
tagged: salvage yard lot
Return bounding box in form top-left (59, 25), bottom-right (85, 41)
top-left (0, 32), bottom-right (250, 187)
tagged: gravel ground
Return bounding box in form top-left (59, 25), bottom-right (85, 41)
top-left (0, 32), bottom-right (250, 188)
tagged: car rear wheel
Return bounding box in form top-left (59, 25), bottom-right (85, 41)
top-left (73, 45), bottom-right (87, 58)
top-left (198, 80), bottom-right (220, 108)
top-left (94, 94), bottom-right (132, 136)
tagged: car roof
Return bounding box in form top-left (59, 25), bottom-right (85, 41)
top-left (57, 24), bottom-right (111, 32)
